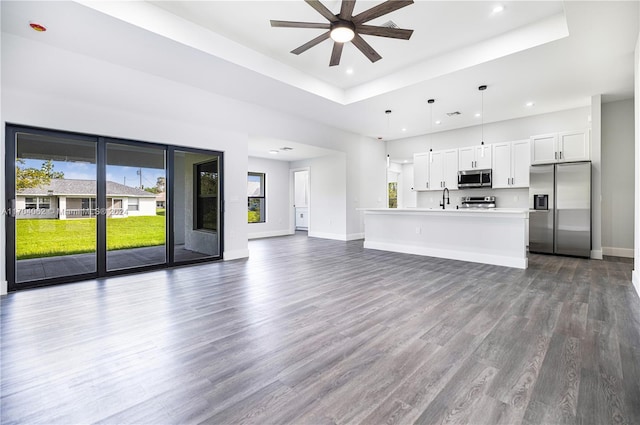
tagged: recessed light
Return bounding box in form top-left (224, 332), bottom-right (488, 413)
top-left (269, 150), bottom-right (279, 154)
top-left (525, 101), bottom-right (535, 107)
top-left (435, 120), bottom-right (441, 125)
top-left (475, 113), bottom-right (481, 118)
top-left (402, 128), bottom-right (407, 132)
top-left (346, 68), bottom-right (354, 75)
top-left (29, 21), bottom-right (47, 32)
top-left (492, 5), bottom-right (504, 15)
top-left (403, 160), bottom-right (408, 163)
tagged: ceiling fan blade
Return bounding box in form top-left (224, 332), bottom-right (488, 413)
top-left (356, 24), bottom-right (413, 40)
top-left (329, 42), bottom-right (344, 66)
top-left (270, 20), bottom-right (330, 29)
top-left (353, 0), bottom-right (414, 24)
top-left (339, 0), bottom-right (357, 20)
top-left (351, 33), bottom-right (382, 63)
top-left (305, 0), bottom-right (339, 22)
top-left (291, 31), bottom-right (331, 55)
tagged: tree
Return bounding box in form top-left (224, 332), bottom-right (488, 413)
top-left (16, 159), bottom-right (64, 190)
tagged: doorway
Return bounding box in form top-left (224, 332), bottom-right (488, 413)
top-left (5, 125), bottom-right (223, 290)
top-left (293, 169), bottom-right (309, 231)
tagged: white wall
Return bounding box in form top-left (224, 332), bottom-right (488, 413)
top-left (401, 164), bottom-right (417, 208)
top-left (634, 26), bottom-right (640, 296)
top-left (291, 153), bottom-right (348, 240)
top-left (248, 157), bottom-right (291, 239)
top-left (1, 31), bottom-right (386, 292)
top-left (601, 99), bottom-right (635, 256)
top-left (387, 107), bottom-right (591, 160)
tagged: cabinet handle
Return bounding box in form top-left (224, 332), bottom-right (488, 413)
top-left (560, 151), bottom-right (563, 159)
top-left (426, 182), bottom-right (429, 189)
top-left (555, 151), bottom-right (558, 160)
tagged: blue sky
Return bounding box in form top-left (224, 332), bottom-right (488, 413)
top-left (20, 159), bottom-right (165, 190)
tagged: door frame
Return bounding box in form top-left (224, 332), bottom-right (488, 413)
top-left (5, 124), bottom-right (224, 291)
top-left (290, 167), bottom-right (310, 234)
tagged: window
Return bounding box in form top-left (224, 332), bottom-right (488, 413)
top-left (127, 198), bottom-right (139, 211)
top-left (247, 172), bottom-right (265, 223)
top-left (195, 160), bottom-right (218, 231)
top-left (25, 197), bottom-right (51, 209)
top-left (388, 182), bottom-right (398, 208)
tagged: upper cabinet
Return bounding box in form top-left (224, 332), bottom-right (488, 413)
top-left (413, 149), bottom-right (458, 191)
top-left (530, 129), bottom-right (590, 165)
top-left (430, 148), bottom-right (459, 190)
top-left (492, 139), bottom-right (530, 189)
top-left (413, 152), bottom-right (430, 191)
top-left (459, 144), bottom-right (492, 171)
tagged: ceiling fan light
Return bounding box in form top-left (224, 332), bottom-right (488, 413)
top-left (330, 21), bottom-right (355, 43)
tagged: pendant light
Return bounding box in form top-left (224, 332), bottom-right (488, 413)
top-left (428, 99), bottom-right (435, 162)
top-left (479, 85), bottom-right (487, 157)
top-left (385, 109), bottom-right (392, 168)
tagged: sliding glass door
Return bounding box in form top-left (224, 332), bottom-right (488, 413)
top-left (171, 149), bottom-right (222, 262)
top-left (106, 142), bottom-right (166, 271)
top-left (10, 130), bottom-right (98, 284)
top-left (6, 125), bottom-right (223, 290)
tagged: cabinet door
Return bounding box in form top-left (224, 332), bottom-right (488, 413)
top-left (492, 142), bottom-right (512, 188)
top-left (443, 149), bottom-right (459, 189)
top-left (429, 150), bottom-right (445, 190)
top-left (458, 147), bottom-right (475, 171)
top-left (559, 130), bottom-right (589, 162)
top-left (475, 144), bottom-right (492, 169)
top-left (413, 153), bottom-right (430, 190)
top-left (530, 133), bottom-right (558, 165)
top-left (511, 139), bottom-right (531, 187)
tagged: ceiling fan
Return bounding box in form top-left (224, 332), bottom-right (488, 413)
top-left (270, 0), bottom-right (414, 66)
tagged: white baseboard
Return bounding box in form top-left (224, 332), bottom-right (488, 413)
top-left (602, 247), bottom-right (635, 258)
top-left (363, 240), bottom-right (528, 269)
top-left (223, 249), bottom-right (250, 261)
top-left (0, 280), bottom-right (7, 296)
top-left (248, 230), bottom-right (293, 240)
top-left (346, 233), bottom-right (365, 241)
top-left (633, 270), bottom-right (640, 298)
top-left (590, 249), bottom-right (603, 260)
top-left (308, 231), bottom-right (348, 241)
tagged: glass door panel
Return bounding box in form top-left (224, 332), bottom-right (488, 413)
top-left (106, 143), bottom-right (166, 271)
top-left (172, 150), bottom-right (221, 262)
top-left (14, 132), bottom-right (97, 283)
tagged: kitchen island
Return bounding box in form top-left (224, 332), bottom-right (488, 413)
top-left (360, 208), bottom-right (529, 269)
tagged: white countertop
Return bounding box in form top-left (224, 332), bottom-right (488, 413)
top-left (359, 207), bottom-right (528, 217)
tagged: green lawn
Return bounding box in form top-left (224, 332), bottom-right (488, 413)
top-left (17, 215), bottom-right (166, 260)
top-left (248, 210), bottom-right (261, 223)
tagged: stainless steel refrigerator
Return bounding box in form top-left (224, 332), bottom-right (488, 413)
top-left (529, 161), bottom-right (591, 257)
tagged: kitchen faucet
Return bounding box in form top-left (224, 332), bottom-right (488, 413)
top-left (440, 187), bottom-right (450, 210)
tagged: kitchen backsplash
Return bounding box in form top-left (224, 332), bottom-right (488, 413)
top-left (416, 188), bottom-right (529, 209)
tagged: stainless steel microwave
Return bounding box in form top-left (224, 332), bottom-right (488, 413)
top-left (457, 169), bottom-right (492, 188)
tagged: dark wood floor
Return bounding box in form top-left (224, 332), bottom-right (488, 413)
top-left (1, 233), bottom-right (639, 425)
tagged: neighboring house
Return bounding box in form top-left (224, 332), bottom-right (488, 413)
top-left (16, 179), bottom-right (157, 219)
top-left (155, 192), bottom-right (166, 209)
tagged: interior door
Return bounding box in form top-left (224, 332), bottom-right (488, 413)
top-left (294, 170), bottom-right (309, 230)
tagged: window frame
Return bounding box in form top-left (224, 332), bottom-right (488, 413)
top-left (247, 172), bottom-right (266, 224)
top-left (194, 160), bottom-right (219, 232)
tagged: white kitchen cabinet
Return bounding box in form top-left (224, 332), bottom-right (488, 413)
top-left (459, 144), bottom-right (492, 171)
top-left (429, 148), bottom-right (458, 190)
top-left (559, 130), bottom-right (590, 162)
top-left (412, 152), bottom-right (430, 191)
top-left (492, 139), bottom-right (530, 189)
top-left (530, 130), bottom-right (589, 165)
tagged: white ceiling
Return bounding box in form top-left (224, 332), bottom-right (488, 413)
top-left (1, 1), bottom-right (639, 160)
